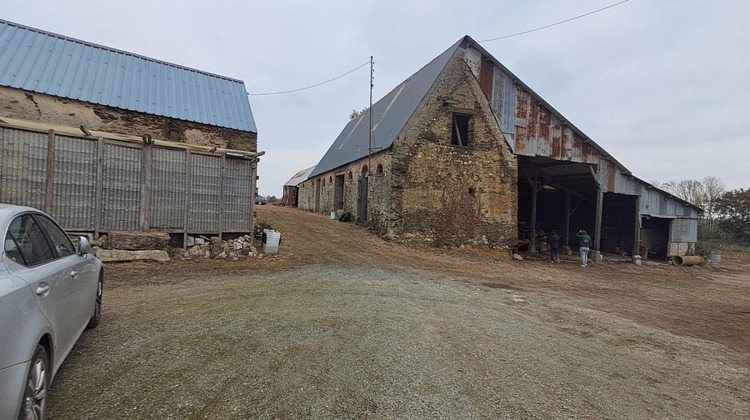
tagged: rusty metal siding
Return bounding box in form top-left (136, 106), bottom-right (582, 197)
top-left (101, 143), bottom-right (141, 230)
top-left (189, 154), bottom-right (221, 231)
top-left (150, 148), bottom-right (186, 229)
top-left (479, 58), bottom-right (494, 101)
top-left (52, 135), bottom-right (97, 229)
top-left (464, 47), bottom-right (481, 78)
top-left (0, 127), bottom-right (47, 209)
top-left (515, 90), bottom-right (531, 156)
top-left (223, 158), bottom-right (252, 231)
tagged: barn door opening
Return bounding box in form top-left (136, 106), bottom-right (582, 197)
top-left (334, 174), bottom-right (344, 210)
top-left (357, 166), bottom-right (369, 222)
top-left (314, 179), bottom-right (321, 213)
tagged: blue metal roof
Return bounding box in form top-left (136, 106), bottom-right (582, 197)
top-left (309, 38), bottom-right (462, 178)
top-left (0, 19), bottom-right (256, 133)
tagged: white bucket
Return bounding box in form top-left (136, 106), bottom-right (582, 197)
top-left (331, 212), bottom-right (336, 220)
top-left (262, 229), bottom-right (281, 255)
top-left (707, 254), bottom-right (721, 268)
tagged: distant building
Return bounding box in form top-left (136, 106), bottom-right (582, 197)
top-left (0, 19), bottom-right (262, 244)
top-left (282, 166), bottom-right (315, 207)
top-left (299, 36), bottom-right (701, 259)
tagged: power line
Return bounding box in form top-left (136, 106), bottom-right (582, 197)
top-left (247, 61), bottom-right (371, 96)
top-left (479, 0), bottom-right (630, 43)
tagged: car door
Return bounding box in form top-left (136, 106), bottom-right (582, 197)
top-left (4, 214), bottom-right (82, 360)
top-left (35, 214), bottom-right (95, 340)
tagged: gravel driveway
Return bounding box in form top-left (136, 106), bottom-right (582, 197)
top-left (47, 206), bottom-right (750, 419)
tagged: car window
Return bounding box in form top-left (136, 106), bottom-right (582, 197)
top-left (4, 232), bottom-right (23, 264)
top-left (7, 215), bottom-right (55, 266)
top-left (36, 215), bottom-right (75, 257)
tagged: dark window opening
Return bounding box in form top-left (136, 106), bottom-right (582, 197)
top-left (451, 114), bottom-right (471, 147)
top-left (376, 164), bottom-right (384, 174)
top-left (362, 165), bottom-right (368, 177)
top-left (348, 171), bottom-right (353, 180)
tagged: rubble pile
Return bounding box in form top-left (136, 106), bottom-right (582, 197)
top-left (183, 235), bottom-right (259, 260)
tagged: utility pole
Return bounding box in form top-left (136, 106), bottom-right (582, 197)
top-left (368, 56), bottom-right (373, 176)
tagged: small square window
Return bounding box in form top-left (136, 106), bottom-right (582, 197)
top-left (451, 114), bottom-right (471, 147)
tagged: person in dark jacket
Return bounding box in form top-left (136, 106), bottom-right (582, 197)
top-left (576, 229), bottom-right (592, 267)
top-left (548, 229), bottom-right (560, 263)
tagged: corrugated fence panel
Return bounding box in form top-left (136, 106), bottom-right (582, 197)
top-left (190, 154), bottom-right (221, 231)
top-left (52, 135), bottom-right (97, 229)
top-left (150, 148), bottom-right (186, 229)
top-left (0, 127), bottom-right (47, 209)
top-left (223, 158), bottom-right (252, 231)
top-left (102, 144), bottom-right (141, 230)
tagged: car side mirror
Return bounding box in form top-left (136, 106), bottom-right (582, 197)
top-left (77, 236), bottom-right (92, 255)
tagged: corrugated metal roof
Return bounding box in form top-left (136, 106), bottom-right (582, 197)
top-left (284, 166), bottom-right (316, 187)
top-left (0, 19), bottom-right (256, 133)
top-left (309, 38), bottom-right (463, 178)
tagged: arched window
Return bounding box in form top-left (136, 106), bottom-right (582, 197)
top-left (376, 164), bottom-right (384, 174)
top-left (322, 178), bottom-right (326, 186)
top-left (329, 176), bottom-right (333, 183)
top-left (361, 165), bottom-right (368, 177)
top-left (348, 171), bottom-right (353, 180)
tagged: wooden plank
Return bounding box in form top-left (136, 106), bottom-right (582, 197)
top-left (45, 130), bottom-right (55, 214)
top-left (0, 117), bottom-right (262, 157)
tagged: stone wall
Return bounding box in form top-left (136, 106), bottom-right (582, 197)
top-left (299, 48), bottom-right (517, 247)
top-left (0, 86), bottom-right (257, 151)
top-left (389, 50), bottom-right (518, 246)
top-left (298, 152), bottom-right (391, 232)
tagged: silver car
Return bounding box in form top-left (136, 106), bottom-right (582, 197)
top-left (0, 204), bottom-right (103, 419)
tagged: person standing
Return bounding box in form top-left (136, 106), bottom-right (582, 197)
top-left (576, 229), bottom-right (592, 267)
top-left (549, 229), bottom-right (560, 263)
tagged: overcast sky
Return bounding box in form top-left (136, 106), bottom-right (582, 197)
top-left (5, 0), bottom-right (749, 195)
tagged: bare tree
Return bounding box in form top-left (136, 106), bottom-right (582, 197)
top-left (660, 177), bottom-right (726, 236)
top-left (660, 179), bottom-right (705, 207)
top-left (701, 176), bottom-right (725, 219)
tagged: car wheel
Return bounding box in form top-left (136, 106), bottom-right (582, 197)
top-left (86, 273), bottom-right (103, 329)
top-left (18, 345), bottom-right (48, 420)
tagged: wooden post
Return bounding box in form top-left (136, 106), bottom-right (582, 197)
top-left (139, 143), bottom-right (153, 231)
top-left (634, 195), bottom-right (641, 256)
top-left (564, 191), bottom-right (571, 248)
top-left (250, 158), bottom-right (257, 235)
top-left (94, 137), bottom-right (104, 239)
top-left (529, 167), bottom-right (538, 253)
top-left (219, 153), bottom-right (225, 241)
top-left (183, 150), bottom-right (192, 249)
top-left (594, 188), bottom-right (603, 251)
top-left (45, 130), bottom-right (55, 214)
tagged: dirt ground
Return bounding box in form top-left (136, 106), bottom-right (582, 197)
top-left (48, 205), bottom-right (750, 419)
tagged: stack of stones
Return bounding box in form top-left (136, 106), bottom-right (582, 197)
top-left (183, 235), bottom-right (259, 260)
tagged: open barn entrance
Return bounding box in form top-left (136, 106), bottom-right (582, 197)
top-left (516, 156), bottom-right (638, 257)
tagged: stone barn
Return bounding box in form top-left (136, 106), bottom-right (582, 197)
top-left (299, 36), bottom-right (701, 259)
top-left (0, 19), bottom-right (261, 245)
top-left (282, 166), bottom-right (315, 207)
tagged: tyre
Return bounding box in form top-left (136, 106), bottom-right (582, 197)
top-left (18, 345), bottom-right (48, 420)
top-left (86, 273), bottom-right (103, 329)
